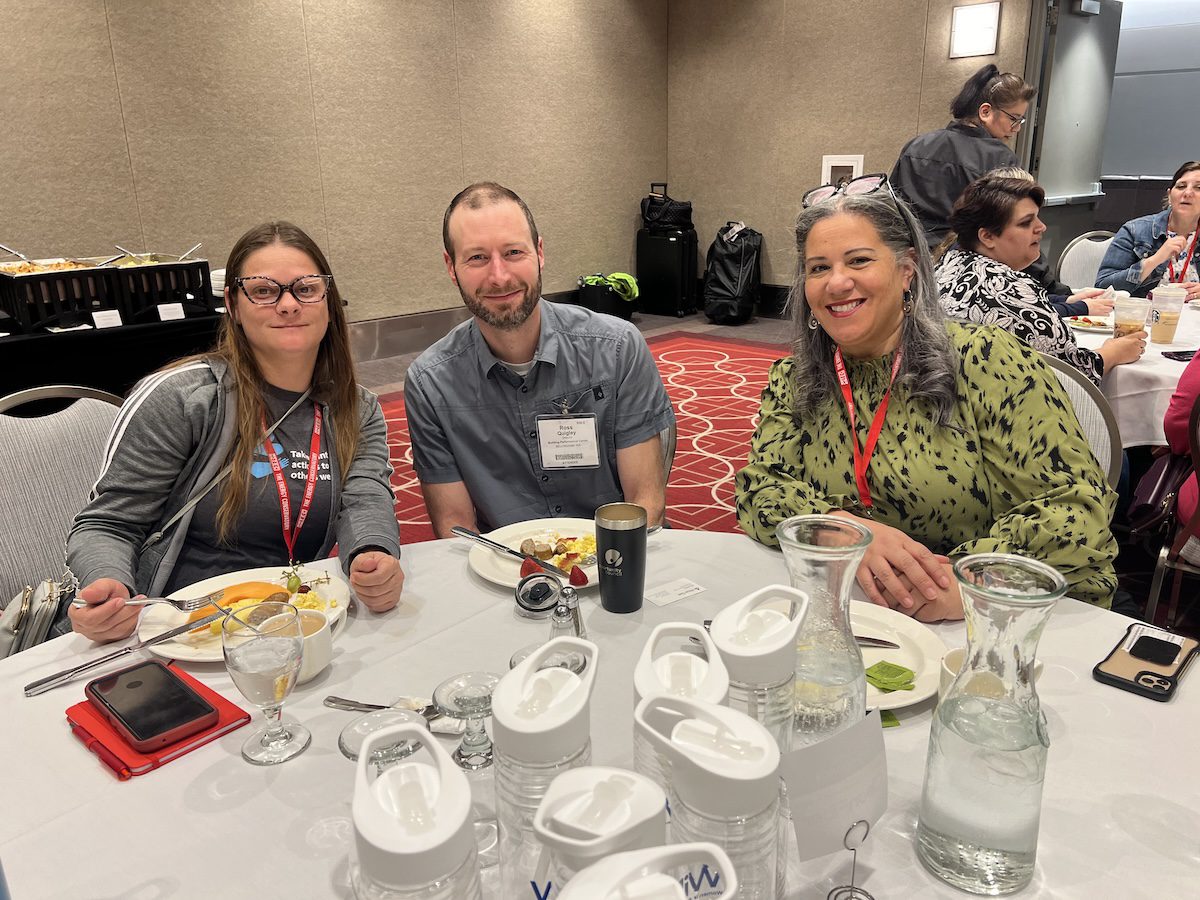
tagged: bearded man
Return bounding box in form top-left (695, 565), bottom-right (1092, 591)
top-left (404, 182), bottom-right (675, 536)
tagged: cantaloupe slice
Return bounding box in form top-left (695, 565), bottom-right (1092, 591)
top-left (184, 580), bottom-right (286, 632)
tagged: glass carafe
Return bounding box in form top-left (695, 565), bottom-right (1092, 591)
top-left (916, 553), bottom-right (1066, 896)
top-left (776, 514), bottom-right (872, 746)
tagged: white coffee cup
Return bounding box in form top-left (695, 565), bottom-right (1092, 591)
top-left (297, 610), bottom-right (339, 684)
top-left (938, 647), bottom-right (1044, 701)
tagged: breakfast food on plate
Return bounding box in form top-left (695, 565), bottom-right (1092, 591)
top-left (182, 570), bottom-right (335, 636)
top-left (1070, 316), bottom-right (1109, 329)
top-left (515, 532), bottom-right (596, 584)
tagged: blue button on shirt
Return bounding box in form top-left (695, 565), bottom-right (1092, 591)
top-left (404, 300), bottom-right (675, 530)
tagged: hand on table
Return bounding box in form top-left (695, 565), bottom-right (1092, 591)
top-left (830, 512), bottom-right (950, 612)
top-left (349, 550), bottom-right (404, 613)
top-left (880, 562), bottom-right (964, 622)
top-left (68, 578), bottom-right (140, 643)
top-left (1069, 288), bottom-right (1112, 317)
top-left (1099, 331), bottom-right (1147, 368)
top-left (1180, 281), bottom-right (1200, 303)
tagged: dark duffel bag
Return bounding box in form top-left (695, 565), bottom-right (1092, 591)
top-left (702, 221), bottom-right (762, 325)
top-left (640, 182), bottom-right (694, 233)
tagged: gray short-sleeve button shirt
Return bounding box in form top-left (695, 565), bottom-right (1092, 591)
top-left (404, 300), bottom-right (675, 530)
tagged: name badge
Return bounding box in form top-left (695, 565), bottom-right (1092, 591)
top-left (536, 414), bottom-right (600, 469)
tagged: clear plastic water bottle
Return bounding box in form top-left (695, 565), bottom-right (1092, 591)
top-left (531, 766), bottom-right (666, 898)
top-left (709, 584), bottom-right (808, 898)
top-left (635, 695), bottom-right (781, 900)
top-left (492, 637), bottom-right (599, 900)
top-left (558, 843), bottom-right (739, 900)
top-left (350, 722), bottom-right (482, 900)
top-left (776, 515), bottom-right (872, 747)
top-left (633, 623), bottom-right (729, 794)
top-left (708, 584), bottom-right (808, 753)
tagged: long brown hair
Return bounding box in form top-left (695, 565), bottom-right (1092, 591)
top-left (177, 221), bottom-right (360, 542)
top-left (950, 64), bottom-right (1035, 123)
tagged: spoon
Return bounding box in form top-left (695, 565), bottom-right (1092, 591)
top-left (324, 695), bottom-right (439, 719)
top-left (0, 242), bottom-right (31, 262)
top-left (177, 241), bottom-right (202, 261)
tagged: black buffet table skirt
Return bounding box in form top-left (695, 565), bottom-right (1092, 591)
top-left (1, 315), bottom-right (223, 402)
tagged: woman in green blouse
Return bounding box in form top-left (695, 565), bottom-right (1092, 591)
top-left (735, 178), bottom-right (1117, 619)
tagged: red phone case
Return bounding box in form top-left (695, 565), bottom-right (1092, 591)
top-left (68, 664), bottom-right (249, 779)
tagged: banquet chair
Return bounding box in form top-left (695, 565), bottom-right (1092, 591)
top-left (1145, 395), bottom-right (1200, 628)
top-left (1055, 230), bottom-right (1115, 293)
top-left (1038, 354), bottom-right (1122, 488)
top-left (0, 386), bottom-right (123, 634)
top-left (660, 422), bottom-right (677, 485)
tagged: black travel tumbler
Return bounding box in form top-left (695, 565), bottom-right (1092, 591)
top-left (595, 502), bottom-right (647, 614)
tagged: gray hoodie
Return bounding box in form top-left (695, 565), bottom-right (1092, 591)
top-left (66, 358), bottom-right (401, 597)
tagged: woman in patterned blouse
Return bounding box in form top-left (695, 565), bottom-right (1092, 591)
top-left (936, 175), bottom-right (1146, 385)
top-left (735, 186), bottom-right (1118, 619)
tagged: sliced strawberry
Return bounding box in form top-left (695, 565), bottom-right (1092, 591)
top-left (569, 565), bottom-right (588, 586)
top-left (520, 557), bottom-right (544, 578)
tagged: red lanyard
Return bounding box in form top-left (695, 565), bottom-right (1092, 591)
top-left (833, 347), bottom-right (903, 509)
top-left (1167, 230), bottom-right (1199, 283)
top-left (261, 403), bottom-right (323, 562)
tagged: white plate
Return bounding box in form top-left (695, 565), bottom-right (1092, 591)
top-left (138, 565), bottom-right (350, 663)
top-left (1067, 315), bottom-right (1113, 333)
top-left (467, 518), bottom-right (599, 590)
top-left (850, 600), bottom-right (947, 711)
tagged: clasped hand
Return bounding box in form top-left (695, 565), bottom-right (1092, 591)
top-left (831, 512), bottom-right (962, 622)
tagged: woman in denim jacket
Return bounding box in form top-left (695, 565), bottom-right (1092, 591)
top-left (1097, 160), bottom-right (1200, 299)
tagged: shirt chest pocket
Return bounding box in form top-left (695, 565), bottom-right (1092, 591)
top-left (537, 382), bottom-right (613, 418)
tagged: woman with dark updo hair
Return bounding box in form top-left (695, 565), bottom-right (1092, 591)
top-left (890, 64), bottom-right (1035, 250)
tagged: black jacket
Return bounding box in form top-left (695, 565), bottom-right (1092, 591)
top-left (890, 121), bottom-right (1019, 249)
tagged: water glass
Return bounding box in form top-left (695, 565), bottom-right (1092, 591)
top-left (221, 600), bottom-right (310, 765)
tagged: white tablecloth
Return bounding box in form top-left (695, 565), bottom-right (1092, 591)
top-left (1075, 304), bottom-right (1200, 446)
top-left (2, 532), bottom-right (1197, 898)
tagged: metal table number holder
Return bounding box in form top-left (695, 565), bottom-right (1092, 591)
top-left (827, 819), bottom-right (875, 900)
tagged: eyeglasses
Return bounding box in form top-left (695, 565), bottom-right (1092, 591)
top-left (993, 107), bottom-right (1026, 130)
top-left (802, 173), bottom-right (896, 209)
top-left (235, 274), bottom-right (333, 306)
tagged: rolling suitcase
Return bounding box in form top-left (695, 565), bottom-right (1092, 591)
top-left (636, 228), bottom-right (698, 317)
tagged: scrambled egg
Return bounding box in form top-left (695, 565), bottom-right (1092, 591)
top-left (550, 534), bottom-right (596, 571)
top-left (204, 588), bottom-right (331, 635)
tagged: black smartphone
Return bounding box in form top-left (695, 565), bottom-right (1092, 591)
top-left (1161, 350), bottom-right (1198, 362)
top-left (85, 660), bottom-right (218, 751)
top-left (1093, 623), bottom-right (1198, 702)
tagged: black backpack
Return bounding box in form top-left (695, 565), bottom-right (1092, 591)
top-left (702, 222), bottom-right (762, 325)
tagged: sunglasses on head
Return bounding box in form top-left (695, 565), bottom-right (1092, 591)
top-left (802, 173), bottom-right (896, 208)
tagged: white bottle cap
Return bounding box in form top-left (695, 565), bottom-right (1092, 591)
top-left (533, 767), bottom-right (666, 873)
top-left (634, 695), bottom-right (780, 818)
top-left (709, 584), bottom-right (808, 686)
top-left (352, 722), bottom-right (474, 891)
top-left (633, 622), bottom-right (729, 705)
top-left (558, 842), bottom-right (738, 899)
top-left (492, 636), bottom-right (599, 763)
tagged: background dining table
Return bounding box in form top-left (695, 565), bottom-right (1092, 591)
top-left (2, 529), bottom-right (1196, 898)
top-left (1074, 302), bottom-right (1200, 446)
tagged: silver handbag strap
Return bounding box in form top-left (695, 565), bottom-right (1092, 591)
top-left (138, 388), bottom-right (314, 552)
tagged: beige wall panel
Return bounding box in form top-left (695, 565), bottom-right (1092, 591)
top-left (105, 0), bottom-right (327, 273)
top-left (0, 0), bottom-right (142, 256)
top-left (453, 0), bottom-right (669, 299)
top-left (916, 0), bottom-right (1033, 135)
top-left (668, 0), bottom-right (928, 286)
top-left (303, 0), bottom-right (463, 320)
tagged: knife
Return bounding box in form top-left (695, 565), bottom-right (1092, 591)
top-left (451, 526), bottom-right (573, 578)
top-left (23, 609), bottom-right (225, 697)
top-left (695, 620), bottom-right (900, 650)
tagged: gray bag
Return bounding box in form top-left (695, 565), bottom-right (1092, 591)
top-left (1, 578), bottom-right (70, 658)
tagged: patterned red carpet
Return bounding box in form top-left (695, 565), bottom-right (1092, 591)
top-left (378, 330), bottom-right (789, 543)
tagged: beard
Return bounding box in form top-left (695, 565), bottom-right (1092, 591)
top-left (457, 267), bottom-right (541, 331)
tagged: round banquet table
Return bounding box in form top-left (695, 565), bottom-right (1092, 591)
top-left (2, 531), bottom-right (1197, 898)
top-left (1074, 302), bottom-right (1200, 447)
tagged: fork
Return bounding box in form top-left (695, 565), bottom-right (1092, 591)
top-left (69, 594), bottom-right (223, 612)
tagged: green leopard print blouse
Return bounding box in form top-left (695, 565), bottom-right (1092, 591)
top-left (735, 322), bottom-right (1117, 607)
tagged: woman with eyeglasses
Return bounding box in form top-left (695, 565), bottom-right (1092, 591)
top-left (66, 221), bottom-right (403, 643)
top-left (1096, 160), bottom-right (1200, 300)
top-left (890, 64), bottom-right (1035, 250)
top-left (937, 175), bottom-right (1146, 386)
top-left (735, 180), bottom-right (1117, 621)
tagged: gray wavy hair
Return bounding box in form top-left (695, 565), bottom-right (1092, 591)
top-left (787, 191), bottom-right (959, 427)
